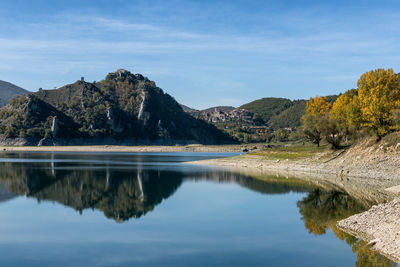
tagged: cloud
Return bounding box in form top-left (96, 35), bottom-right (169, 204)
top-left (1, 12), bottom-right (399, 59)
top-left (0, 6), bottom-right (400, 105)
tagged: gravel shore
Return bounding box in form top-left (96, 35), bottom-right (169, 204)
top-left (337, 198), bottom-right (400, 263)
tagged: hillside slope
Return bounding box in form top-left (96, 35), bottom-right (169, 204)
top-left (269, 100), bottom-right (307, 128)
top-left (0, 80), bottom-right (28, 107)
top-left (240, 97), bottom-right (292, 124)
top-left (0, 70), bottom-right (234, 145)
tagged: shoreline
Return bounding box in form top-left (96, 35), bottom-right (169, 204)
top-left (2, 142), bottom-right (400, 262)
top-left (186, 142), bottom-right (400, 263)
top-left (0, 144), bottom-right (245, 153)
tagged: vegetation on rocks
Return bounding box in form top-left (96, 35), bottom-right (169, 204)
top-left (0, 70), bottom-right (234, 144)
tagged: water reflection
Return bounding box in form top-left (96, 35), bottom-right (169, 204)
top-left (0, 153), bottom-right (320, 222)
top-left (0, 152), bottom-right (396, 266)
top-left (298, 189), bottom-right (396, 266)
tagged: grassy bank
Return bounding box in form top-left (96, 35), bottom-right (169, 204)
top-left (250, 143), bottom-right (329, 160)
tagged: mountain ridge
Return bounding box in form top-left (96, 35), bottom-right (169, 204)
top-left (0, 70), bottom-right (234, 145)
top-left (0, 80), bottom-right (29, 107)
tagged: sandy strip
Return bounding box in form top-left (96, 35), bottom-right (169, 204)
top-left (0, 145), bottom-right (243, 153)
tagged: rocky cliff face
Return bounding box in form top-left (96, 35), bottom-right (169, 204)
top-left (0, 70), bottom-right (234, 145)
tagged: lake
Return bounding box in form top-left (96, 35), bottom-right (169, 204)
top-left (0, 152), bottom-right (395, 267)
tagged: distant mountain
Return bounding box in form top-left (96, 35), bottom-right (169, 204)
top-left (180, 104), bottom-right (198, 113)
top-left (0, 69), bottom-right (234, 145)
top-left (0, 80), bottom-right (28, 107)
top-left (201, 106), bottom-right (235, 113)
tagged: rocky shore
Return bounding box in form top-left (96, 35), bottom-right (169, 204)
top-left (337, 198), bottom-right (400, 263)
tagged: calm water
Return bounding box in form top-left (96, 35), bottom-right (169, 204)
top-left (0, 152), bottom-right (395, 267)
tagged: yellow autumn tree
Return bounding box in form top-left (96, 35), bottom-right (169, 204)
top-left (331, 89), bottom-right (362, 141)
top-left (357, 68), bottom-right (400, 138)
top-left (302, 96), bottom-right (332, 147)
top-left (306, 96), bottom-right (332, 115)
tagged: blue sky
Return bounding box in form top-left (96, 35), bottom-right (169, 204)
top-left (0, 0), bottom-right (399, 109)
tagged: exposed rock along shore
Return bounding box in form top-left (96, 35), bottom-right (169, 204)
top-left (337, 198), bottom-right (400, 263)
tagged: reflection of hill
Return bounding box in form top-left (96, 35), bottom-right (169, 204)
top-left (0, 184), bottom-right (16, 203)
top-left (0, 162), bottom-right (183, 222)
top-left (0, 160), bottom-right (322, 223)
top-left (0, 154), bottom-right (396, 264)
top-left (187, 170), bottom-right (317, 194)
top-left (35, 169), bottom-right (183, 222)
top-left (0, 159), bottom-right (372, 223)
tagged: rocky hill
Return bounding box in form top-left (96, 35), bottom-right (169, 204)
top-left (191, 107), bottom-right (253, 124)
top-left (180, 104), bottom-right (198, 113)
top-left (0, 80), bottom-right (28, 107)
top-left (0, 69), bottom-right (234, 145)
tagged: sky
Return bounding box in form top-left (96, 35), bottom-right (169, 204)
top-left (0, 0), bottom-right (400, 109)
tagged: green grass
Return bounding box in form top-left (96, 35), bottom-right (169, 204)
top-left (250, 143), bottom-right (329, 160)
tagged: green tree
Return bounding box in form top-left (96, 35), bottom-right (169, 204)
top-left (243, 133), bottom-right (249, 143)
top-left (252, 113), bottom-right (264, 125)
top-left (273, 129), bottom-right (289, 142)
top-left (302, 96), bottom-right (332, 147)
top-left (302, 113), bottom-right (326, 147)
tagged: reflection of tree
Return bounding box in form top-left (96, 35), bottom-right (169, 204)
top-left (298, 189), bottom-right (396, 266)
top-left (333, 225), bottom-right (394, 267)
top-left (298, 189), bottom-right (366, 235)
top-left (187, 170), bottom-right (317, 195)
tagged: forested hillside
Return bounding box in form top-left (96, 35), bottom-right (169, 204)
top-left (0, 70), bottom-right (234, 145)
top-left (240, 98), bottom-right (292, 124)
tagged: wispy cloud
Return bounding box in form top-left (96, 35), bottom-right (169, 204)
top-left (0, 3), bottom-right (399, 107)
